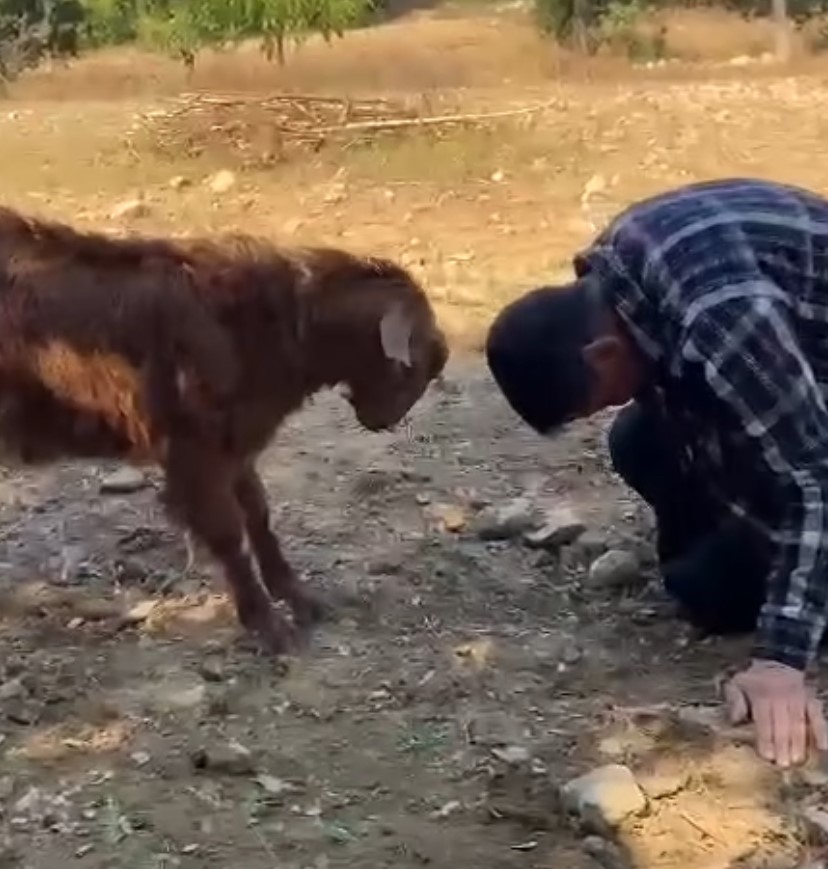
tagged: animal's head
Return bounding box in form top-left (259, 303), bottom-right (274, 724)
top-left (303, 250), bottom-right (448, 432)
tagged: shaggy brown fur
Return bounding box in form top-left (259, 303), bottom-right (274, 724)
top-left (0, 207), bottom-right (448, 653)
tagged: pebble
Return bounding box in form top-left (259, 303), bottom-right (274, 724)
top-left (491, 745), bottom-right (531, 765)
top-left (437, 505), bottom-right (466, 533)
top-left (582, 835), bottom-right (631, 869)
top-left (523, 506), bottom-right (585, 550)
top-left (168, 175), bottom-right (191, 190)
top-left (208, 170), bottom-right (237, 195)
top-left (198, 659), bottom-right (225, 683)
top-left (191, 742), bottom-right (255, 776)
top-left (801, 805), bottom-right (828, 843)
top-left (109, 199), bottom-right (150, 220)
top-left (475, 498), bottom-right (540, 541)
top-left (100, 467), bottom-right (150, 495)
top-left (561, 764), bottom-right (646, 831)
top-left (572, 529), bottom-right (610, 561)
top-left (0, 677), bottom-right (25, 702)
top-left (587, 550), bottom-right (641, 589)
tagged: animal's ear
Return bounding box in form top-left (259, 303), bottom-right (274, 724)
top-left (379, 303), bottom-right (413, 368)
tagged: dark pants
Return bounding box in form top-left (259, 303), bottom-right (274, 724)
top-left (608, 400), bottom-right (771, 635)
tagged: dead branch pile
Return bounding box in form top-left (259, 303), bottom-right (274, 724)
top-left (130, 92), bottom-right (558, 168)
top-left (132, 92), bottom-right (422, 167)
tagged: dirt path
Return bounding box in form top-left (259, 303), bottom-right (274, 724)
top-left (0, 357), bottom-right (818, 869)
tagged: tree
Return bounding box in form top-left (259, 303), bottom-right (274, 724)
top-left (134, 0), bottom-right (376, 68)
top-left (0, 0), bottom-right (84, 81)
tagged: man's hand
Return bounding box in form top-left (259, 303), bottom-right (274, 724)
top-left (724, 659), bottom-right (828, 767)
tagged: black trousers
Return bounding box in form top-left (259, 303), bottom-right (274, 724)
top-left (608, 400), bottom-right (771, 635)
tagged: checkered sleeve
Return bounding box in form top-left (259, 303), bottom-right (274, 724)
top-left (678, 286), bottom-right (828, 671)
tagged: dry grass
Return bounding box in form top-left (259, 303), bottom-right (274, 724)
top-left (4, 5), bottom-right (828, 354)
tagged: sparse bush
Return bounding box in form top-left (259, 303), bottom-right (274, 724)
top-left (0, 0), bottom-right (84, 80)
top-left (597, 0), bottom-right (666, 58)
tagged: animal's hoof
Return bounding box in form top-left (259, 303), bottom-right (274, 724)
top-left (245, 610), bottom-right (296, 656)
top-left (290, 588), bottom-right (327, 627)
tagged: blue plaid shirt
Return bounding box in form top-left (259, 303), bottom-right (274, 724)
top-left (574, 177), bottom-right (828, 671)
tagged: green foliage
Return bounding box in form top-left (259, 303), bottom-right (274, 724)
top-left (597, 0), bottom-right (666, 58)
top-left (82, 0), bottom-right (136, 45)
top-left (131, 0), bottom-right (376, 66)
top-left (0, 0), bottom-right (83, 80)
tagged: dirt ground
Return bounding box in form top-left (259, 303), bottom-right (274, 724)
top-left (3, 7), bottom-right (828, 869)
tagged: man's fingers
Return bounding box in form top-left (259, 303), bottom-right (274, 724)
top-left (724, 679), bottom-right (750, 724)
top-left (753, 698), bottom-right (776, 762)
top-left (807, 696), bottom-right (828, 752)
top-left (787, 697), bottom-right (808, 766)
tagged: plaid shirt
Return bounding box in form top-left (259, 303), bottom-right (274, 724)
top-left (573, 177), bottom-right (828, 671)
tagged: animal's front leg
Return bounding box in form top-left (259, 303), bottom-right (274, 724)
top-left (163, 443), bottom-right (296, 654)
top-left (234, 465), bottom-right (325, 628)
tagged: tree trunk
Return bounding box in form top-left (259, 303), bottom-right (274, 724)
top-left (772, 0), bottom-right (792, 62)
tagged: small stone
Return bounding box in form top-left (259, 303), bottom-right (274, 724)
top-left (130, 751), bottom-right (151, 768)
top-left (469, 711), bottom-right (526, 747)
top-left (436, 504), bottom-right (466, 533)
top-left (802, 765), bottom-right (828, 788)
top-left (67, 617), bottom-right (85, 630)
top-left (582, 835), bottom-right (631, 869)
top-left (588, 550), bottom-right (641, 589)
top-left (561, 764), bottom-right (646, 831)
top-left (121, 599), bottom-right (156, 625)
top-left (523, 507), bottom-right (586, 550)
top-left (492, 745), bottom-right (531, 765)
top-left (169, 175), bottom-right (191, 190)
top-left (110, 199), bottom-right (150, 220)
top-left (198, 660), bottom-right (225, 683)
top-left (100, 467), bottom-right (150, 495)
top-left (181, 844), bottom-right (199, 855)
top-left (475, 498), bottom-right (541, 541)
top-left (191, 742), bottom-right (255, 776)
top-left (75, 843), bottom-right (94, 858)
top-left (0, 678), bottom-right (25, 702)
top-left (256, 774), bottom-right (291, 796)
top-left (431, 799), bottom-right (462, 819)
top-left (801, 805), bottom-right (828, 844)
top-left (572, 529), bottom-right (609, 561)
top-left (208, 170), bottom-right (237, 195)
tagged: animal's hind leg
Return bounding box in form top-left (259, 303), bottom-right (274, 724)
top-left (163, 442), bottom-right (296, 654)
top-left (234, 465), bottom-right (325, 628)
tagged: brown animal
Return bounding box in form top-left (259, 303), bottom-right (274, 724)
top-left (0, 208), bottom-right (448, 653)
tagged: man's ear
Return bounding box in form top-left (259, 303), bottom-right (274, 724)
top-left (380, 303), bottom-right (413, 368)
top-left (584, 333), bottom-right (622, 363)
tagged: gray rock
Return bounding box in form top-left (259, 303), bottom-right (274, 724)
top-left (588, 550), bottom-right (641, 589)
top-left (561, 764), bottom-right (646, 831)
top-left (572, 529), bottom-right (610, 561)
top-left (582, 835), bottom-right (634, 869)
top-left (475, 497), bottom-right (541, 541)
top-left (0, 678), bottom-right (25, 702)
top-left (100, 467), bottom-right (150, 495)
top-left (523, 506), bottom-right (585, 550)
top-left (191, 741), bottom-right (255, 776)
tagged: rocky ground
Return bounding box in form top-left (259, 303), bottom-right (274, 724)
top-left (0, 357), bottom-right (826, 869)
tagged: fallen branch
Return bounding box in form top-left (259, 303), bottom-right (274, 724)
top-left (310, 99), bottom-right (561, 135)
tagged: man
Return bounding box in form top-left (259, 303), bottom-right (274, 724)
top-left (485, 177), bottom-right (828, 767)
